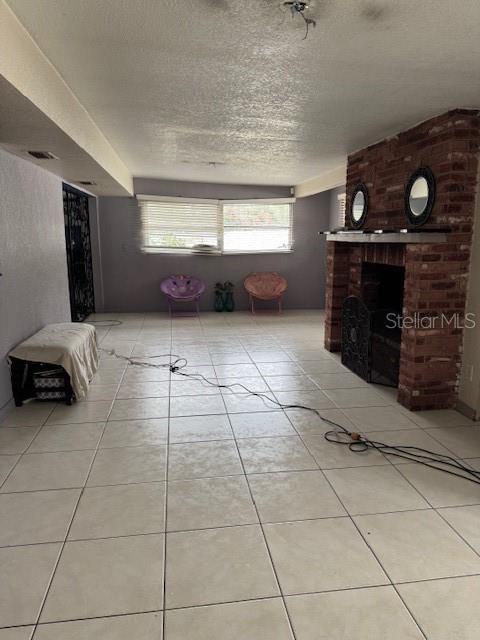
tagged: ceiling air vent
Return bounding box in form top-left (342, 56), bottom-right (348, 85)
top-left (27, 150), bottom-right (58, 160)
top-left (78, 181), bottom-right (96, 186)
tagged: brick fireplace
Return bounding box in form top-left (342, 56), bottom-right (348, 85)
top-left (324, 109), bottom-right (480, 411)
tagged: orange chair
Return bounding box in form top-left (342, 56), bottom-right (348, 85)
top-left (244, 272), bottom-right (288, 314)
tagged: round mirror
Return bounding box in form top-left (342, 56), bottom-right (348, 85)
top-left (405, 167), bottom-right (435, 225)
top-left (349, 184), bottom-right (368, 228)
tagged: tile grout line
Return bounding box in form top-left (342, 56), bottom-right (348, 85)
top-left (28, 314), bottom-right (137, 635)
top-left (364, 439), bottom-right (471, 638)
top-left (30, 419), bottom-right (109, 634)
top-left (319, 477), bottom-right (428, 639)
top-left (161, 313), bottom-right (173, 638)
top-left (123, 316), bottom-right (170, 629)
top-left (374, 416), bottom-right (480, 557)
top-left (391, 458), bottom-right (480, 562)
top-left (0, 503), bottom-right (443, 546)
top-left (217, 386), bottom-right (299, 640)
top-left (2, 313), bottom-right (478, 634)
top-left (6, 571), bottom-right (480, 632)
top-left (215, 320), bottom-right (306, 640)
top-left (415, 424), bottom-right (478, 457)
top-left (275, 390), bottom-right (429, 640)
top-left (0, 403), bottom-right (59, 493)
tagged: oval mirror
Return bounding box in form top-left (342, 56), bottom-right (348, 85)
top-left (352, 191), bottom-right (365, 221)
top-left (405, 167), bottom-right (435, 225)
top-left (409, 176), bottom-right (429, 216)
top-left (349, 184), bottom-right (368, 228)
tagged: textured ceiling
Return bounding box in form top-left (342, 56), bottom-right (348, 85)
top-left (6, 0), bottom-right (480, 185)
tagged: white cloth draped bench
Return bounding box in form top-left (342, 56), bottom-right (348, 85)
top-left (8, 323), bottom-right (98, 405)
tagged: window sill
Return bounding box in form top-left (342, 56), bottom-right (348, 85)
top-left (142, 249), bottom-right (294, 256)
top-left (222, 250), bottom-right (294, 255)
top-left (142, 248), bottom-right (220, 255)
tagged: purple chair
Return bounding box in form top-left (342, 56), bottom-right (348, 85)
top-left (160, 275), bottom-right (206, 316)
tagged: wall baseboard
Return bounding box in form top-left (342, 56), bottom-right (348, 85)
top-left (455, 398), bottom-right (478, 421)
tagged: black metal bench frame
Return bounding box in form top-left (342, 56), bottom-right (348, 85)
top-left (10, 357), bottom-right (74, 407)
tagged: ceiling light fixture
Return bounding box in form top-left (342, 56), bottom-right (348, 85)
top-left (180, 160), bottom-right (225, 167)
top-left (283, 1), bottom-right (316, 39)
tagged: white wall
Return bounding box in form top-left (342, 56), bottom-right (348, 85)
top-left (0, 148), bottom-right (70, 419)
top-left (458, 164), bottom-right (480, 418)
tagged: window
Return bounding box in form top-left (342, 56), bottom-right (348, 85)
top-left (138, 196), bottom-right (221, 253)
top-left (137, 196), bottom-right (295, 254)
top-left (222, 199), bottom-right (293, 254)
top-left (337, 192), bottom-right (346, 227)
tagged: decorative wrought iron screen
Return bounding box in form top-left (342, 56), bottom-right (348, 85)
top-left (63, 184), bottom-right (95, 322)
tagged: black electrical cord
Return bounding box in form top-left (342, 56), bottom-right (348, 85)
top-left (324, 430), bottom-right (480, 484)
top-left (100, 347), bottom-right (480, 487)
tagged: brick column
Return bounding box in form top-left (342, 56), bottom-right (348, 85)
top-left (324, 241), bottom-right (350, 351)
top-left (398, 242), bottom-right (470, 410)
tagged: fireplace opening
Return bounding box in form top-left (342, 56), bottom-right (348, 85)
top-left (361, 263), bottom-right (404, 312)
top-left (341, 263), bottom-right (405, 387)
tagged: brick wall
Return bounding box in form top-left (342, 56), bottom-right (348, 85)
top-left (345, 109), bottom-right (480, 232)
top-left (325, 109), bottom-right (480, 410)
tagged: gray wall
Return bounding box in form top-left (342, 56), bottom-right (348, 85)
top-left (0, 148), bottom-right (70, 419)
top-left (96, 178), bottom-right (330, 312)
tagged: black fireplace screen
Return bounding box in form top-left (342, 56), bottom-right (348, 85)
top-left (341, 262), bottom-right (405, 387)
top-left (341, 296), bottom-right (371, 382)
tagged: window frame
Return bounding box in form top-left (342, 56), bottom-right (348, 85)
top-left (221, 198), bottom-right (294, 255)
top-left (137, 195), bottom-right (295, 255)
top-left (137, 195), bottom-right (222, 255)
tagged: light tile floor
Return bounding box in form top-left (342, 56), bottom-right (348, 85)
top-left (1, 311), bottom-right (480, 639)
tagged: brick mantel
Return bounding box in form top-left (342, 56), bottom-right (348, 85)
top-left (324, 109), bottom-right (480, 411)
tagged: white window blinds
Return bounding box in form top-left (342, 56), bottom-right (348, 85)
top-left (137, 195), bottom-right (295, 254)
top-left (222, 199), bottom-right (294, 254)
top-left (337, 192), bottom-right (346, 227)
top-left (137, 196), bottom-right (220, 253)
